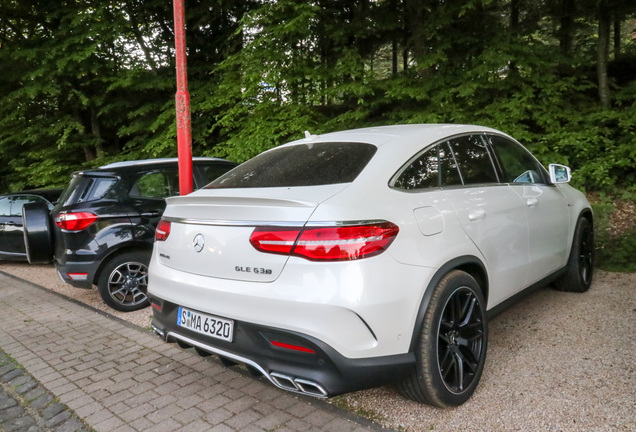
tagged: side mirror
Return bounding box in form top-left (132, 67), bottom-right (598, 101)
top-left (549, 164), bottom-right (571, 184)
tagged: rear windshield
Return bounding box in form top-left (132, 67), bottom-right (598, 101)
top-left (58, 174), bottom-right (118, 206)
top-left (207, 142), bottom-right (377, 189)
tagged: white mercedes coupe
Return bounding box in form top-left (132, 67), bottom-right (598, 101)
top-left (148, 124), bottom-right (593, 407)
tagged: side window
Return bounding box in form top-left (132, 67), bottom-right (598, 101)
top-left (393, 145), bottom-right (440, 190)
top-left (196, 163), bottom-right (236, 187)
top-left (8, 196), bottom-right (45, 216)
top-left (131, 171), bottom-right (178, 199)
top-left (392, 143), bottom-right (463, 191)
top-left (439, 142), bottom-right (463, 187)
top-left (0, 197), bottom-right (11, 216)
top-left (487, 135), bottom-right (546, 184)
top-left (447, 135), bottom-right (499, 185)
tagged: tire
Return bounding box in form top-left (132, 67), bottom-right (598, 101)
top-left (554, 217), bottom-right (594, 293)
top-left (395, 270), bottom-right (488, 407)
top-left (97, 251), bottom-right (151, 312)
top-left (22, 202), bottom-right (54, 264)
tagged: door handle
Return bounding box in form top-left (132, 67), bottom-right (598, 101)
top-left (526, 197), bottom-right (538, 207)
top-left (468, 208), bottom-right (486, 221)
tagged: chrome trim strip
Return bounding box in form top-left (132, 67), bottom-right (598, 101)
top-left (162, 217), bottom-right (390, 228)
top-left (164, 331), bottom-right (328, 398)
top-left (163, 217), bottom-right (305, 228)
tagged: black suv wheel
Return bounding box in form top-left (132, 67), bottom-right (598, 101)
top-left (98, 251), bottom-right (151, 312)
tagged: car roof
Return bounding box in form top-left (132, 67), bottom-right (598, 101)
top-left (99, 157), bottom-right (233, 170)
top-left (0, 189), bottom-right (63, 202)
top-left (289, 124), bottom-right (504, 148)
top-left (71, 157), bottom-right (235, 177)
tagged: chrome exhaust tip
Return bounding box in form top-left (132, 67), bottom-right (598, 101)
top-left (151, 324), bottom-right (165, 340)
top-left (270, 372), bottom-right (328, 398)
top-left (270, 372), bottom-right (299, 392)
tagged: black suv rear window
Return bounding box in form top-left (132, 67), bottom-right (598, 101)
top-left (207, 142), bottom-right (377, 188)
top-left (58, 175), bottom-right (117, 206)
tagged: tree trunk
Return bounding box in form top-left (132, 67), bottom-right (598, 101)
top-left (90, 105), bottom-right (104, 159)
top-left (613, 16), bottom-right (621, 57)
top-left (559, 0), bottom-right (574, 57)
top-left (597, 5), bottom-right (611, 108)
top-left (509, 0), bottom-right (519, 73)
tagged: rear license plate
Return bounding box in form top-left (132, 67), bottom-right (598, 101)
top-left (177, 306), bottom-right (234, 342)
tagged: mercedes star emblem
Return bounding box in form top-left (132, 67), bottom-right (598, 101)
top-left (192, 234), bottom-right (205, 253)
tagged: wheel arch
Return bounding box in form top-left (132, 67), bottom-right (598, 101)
top-left (408, 255), bottom-right (488, 352)
top-left (579, 208), bottom-right (594, 229)
top-left (92, 243), bottom-right (153, 285)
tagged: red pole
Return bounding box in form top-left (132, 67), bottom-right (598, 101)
top-left (173, 0), bottom-right (193, 195)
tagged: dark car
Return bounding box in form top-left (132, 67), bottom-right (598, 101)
top-left (0, 189), bottom-right (62, 261)
top-left (23, 158), bottom-right (236, 312)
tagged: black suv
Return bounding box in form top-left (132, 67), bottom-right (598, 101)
top-left (23, 158), bottom-right (236, 312)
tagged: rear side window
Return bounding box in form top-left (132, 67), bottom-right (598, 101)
top-left (58, 175), bottom-right (118, 206)
top-left (207, 142), bottom-right (377, 188)
top-left (392, 144), bottom-right (462, 190)
top-left (196, 163), bottom-right (236, 186)
top-left (130, 170), bottom-right (178, 199)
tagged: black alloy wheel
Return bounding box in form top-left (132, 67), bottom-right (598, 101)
top-left (577, 220), bottom-right (594, 287)
top-left (437, 286), bottom-right (485, 395)
top-left (395, 270), bottom-right (488, 407)
top-left (98, 251), bottom-right (151, 312)
top-left (555, 216), bottom-right (594, 293)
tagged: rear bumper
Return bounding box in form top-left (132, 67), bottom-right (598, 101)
top-left (55, 260), bottom-right (98, 289)
top-left (149, 295), bottom-right (415, 397)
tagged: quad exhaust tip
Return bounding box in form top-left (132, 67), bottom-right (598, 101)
top-left (270, 372), bottom-right (328, 397)
top-left (153, 328), bottom-right (329, 398)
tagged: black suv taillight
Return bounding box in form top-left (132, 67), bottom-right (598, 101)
top-left (54, 212), bottom-right (98, 231)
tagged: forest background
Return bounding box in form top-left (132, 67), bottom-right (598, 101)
top-left (1, 0), bottom-right (635, 268)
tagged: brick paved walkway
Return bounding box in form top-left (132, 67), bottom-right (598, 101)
top-left (1, 347), bottom-right (91, 431)
top-left (0, 272), bottom-right (390, 432)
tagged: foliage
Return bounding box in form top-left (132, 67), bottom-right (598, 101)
top-left (591, 198), bottom-right (636, 273)
top-left (598, 229), bottom-right (636, 273)
top-left (0, 0), bottom-right (635, 196)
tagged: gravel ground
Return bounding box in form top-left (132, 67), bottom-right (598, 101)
top-left (1, 262), bottom-right (634, 432)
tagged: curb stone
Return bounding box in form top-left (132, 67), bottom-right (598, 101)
top-left (0, 348), bottom-right (93, 432)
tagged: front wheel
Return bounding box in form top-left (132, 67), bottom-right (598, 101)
top-left (554, 217), bottom-right (594, 293)
top-left (98, 251), bottom-right (151, 312)
top-left (396, 270), bottom-right (488, 407)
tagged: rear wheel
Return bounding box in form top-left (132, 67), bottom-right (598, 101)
top-left (98, 251), bottom-right (151, 312)
top-left (554, 217), bottom-right (594, 293)
top-left (22, 202), bottom-right (54, 264)
top-left (396, 270), bottom-right (488, 407)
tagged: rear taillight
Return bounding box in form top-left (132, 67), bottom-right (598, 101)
top-left (155, 219), bottom-right (171, 242)
top-left (250, 221), bottom-right (399, 261)
top-left (54, 212), bottom-right (98, 231)
top-left (249, 228), bottom-right (301, 255)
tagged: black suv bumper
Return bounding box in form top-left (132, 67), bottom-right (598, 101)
top-left (149, 295), bottom-right (415, 398)
top-left (55, 259), bottom-right (98, 289)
